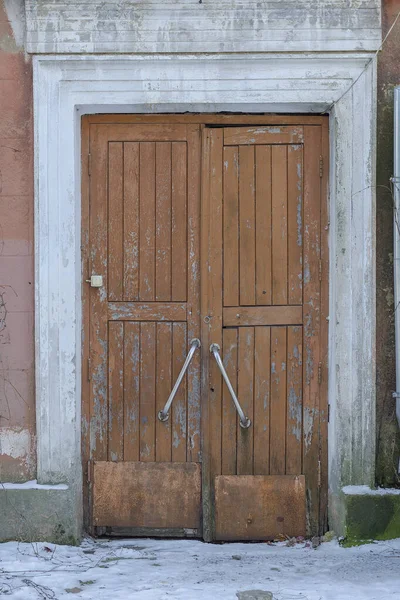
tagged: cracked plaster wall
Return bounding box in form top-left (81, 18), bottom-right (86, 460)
top-left (0, 0), bottom-right (35, 482)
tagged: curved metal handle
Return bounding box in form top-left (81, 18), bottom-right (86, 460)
top-left (209, 343), bottom-right (251, 429)
top-left (158, 338), bottom-right (201, 422)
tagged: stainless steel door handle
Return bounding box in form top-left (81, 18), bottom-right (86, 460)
top-left (209, 343), bottom-right (251, 429)
top-left (158, 338), bottom-right (201, 422)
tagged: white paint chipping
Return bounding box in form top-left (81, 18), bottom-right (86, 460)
top-left (0, 427), bottom-right (32, 460)
top-left (25, 0), bottom-right (382, 54)
top-left (343, 485), bottom-right (400, 496)
top-left (0, 480), bottom-right (68, 490)
top-left (3, 0), bottom-right (25, 48)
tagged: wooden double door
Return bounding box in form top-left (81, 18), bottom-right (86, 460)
top-left (82, 116), bottom-right (328, 541)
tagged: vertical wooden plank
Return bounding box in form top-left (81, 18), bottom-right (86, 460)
top-left (172, 322), bottom-right (187, 462)
top-left (239, 145), bottom-right (256, 305)
top-left (108, 321), bottom-right (124, 461)
top-left (81, 116), bottom-right (91, 530)
top-left (123, 142), bottom-right (139, 301)
top-left (319, 118), bottom-right (330, 534)
top-left (201, 128), bottom-right (223, 541)
top-left (237, 327), bottom-right (254, 475)
top-left (108, 142), bottom-right (124, 301)
top-left (123, 322), bottom-right (140, 462)
top-left (272, 145), bottom-right (288, 305)
top-left (303, 126), bottom-right (322, 535)
top-left (255, 145), bottom-right (272, 305)
top-left (171, 142), bottom-right (187, 301)
top-left (139, 142), bottom-right (156, 301)
top-left (286, 325), bottom-right (303, 475)
top-left (155, 142), bottom-right (172, 301)
top-left (270, 326), bottom-right (287, 475)
top-left (222, 328), bottom-right (238, 475)
top-left (288, 144), bottom-right (303, 305)
top-left (223, 146), bottom-right (239, 306)
top-left (186, 125), bottom-right (202, 463)
top-left (155, 322), bottom-right (172, 462)
top-left (139, 322), bottom-right (156, 461)
top-left (254, 327), bottom-right (270, 475)
top-left (90, 126), bottom-right (109, 463)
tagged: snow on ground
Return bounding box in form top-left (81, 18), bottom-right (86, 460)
top-left (0, 537), bottom-right (400, 599)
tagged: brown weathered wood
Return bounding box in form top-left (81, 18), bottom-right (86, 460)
top-left (108, 302), bottom-right (186, 322)
top-left (108, 142), bottom-right (124, 302)
top-left (123, 322), bottom-right (140, 462)
top-left (272, 145), bottom-right (288, 305)
top-left (215, 475), bottom-right (306, 540)
top-left (222, 328), bottom-right (238, 475)
top-left (89, 126), bottom-right (109, 462)
top-left (286, 326), bottom-right (303, 475)
top-left (223, 145), bottom-right (239, 307)
top-left (288, 144), bottom-right (303, 305)
top-left (88, 114), bottom-right (326, 126)
top-left (270, 326), bottom-right (287, 475)
top-left (155, 142), bottom-right (172, 301)
top-left (139, 142), bottom-right (156, 301)
top-left (237, 327), bottom-right (254, 475)
top-left (156, 322), bottom-right (172, 462)
top-left (82, 116), bottom-right (328, 541)
top-left (93, 461), bottom-right (201, 529)
top-left (224, 126), bottom-right (304, 146)
top-left (171, 322), bottom-right (187, 462)
top-left (254, 327), bottom-right (270, 475)
top-left (223, 306), bottom-right (302, 327)
top-left (302, 126), bottom-right (322, 536)
top-left (88, 123), bottom-right (188, 141)
top-left (108, 321), bottom-right (124, 461)
top-left (201, 128), bottom-right (224, 541)
top-left (186, 125), bottom-right (202, 464)
top-left (319, 118), bottom-right (330, 534)
top-left (239, 145), bottom-right (256, 305)
top-left (123, 142), bottom-right (139, 301)
top-left (171, 142), bottom-right (187, 301)
top-left (255, 145), bottom-right (272, 306)
top-left (81, 116), bottom-right (91, 531)
top-left (139, 322), bottom-right (156, 461)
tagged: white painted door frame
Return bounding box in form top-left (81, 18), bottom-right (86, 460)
top-left (33, 53), bottom-right (376, 535)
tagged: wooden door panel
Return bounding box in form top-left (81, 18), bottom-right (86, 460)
top-left (215, 475), bottom-right (306, 541)
top-left (222, 142), bottom-right (303, 308)
top-left (204, 124), bottom-right (327, 540)
top-left (86, 123), bottom-right (201, 535)
top-left (93, 461), bottom-right (201, 530)
top-left (106, 140), bottom-right (188, 303)
top-left (220, 325), bottom-right (303, 478)
top-left (83, 117), bottom-right (327, 540)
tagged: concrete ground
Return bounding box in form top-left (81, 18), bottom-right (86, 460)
top-left (0, 537), bottom-right (399, 599)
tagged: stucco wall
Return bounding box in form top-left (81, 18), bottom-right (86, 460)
top-left (0, 0), bottom-right (35, 482)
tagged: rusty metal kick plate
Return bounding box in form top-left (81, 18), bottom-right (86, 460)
top-left (215, 474), bottom-right (306, 541)
top-left (93, 461), bottom-right (201, 529)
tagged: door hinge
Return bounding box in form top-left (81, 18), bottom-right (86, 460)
top-left (318, 361), bottom-right (322, 385)
top-left (317, 460), bottom-right (321, 488)
top-left (87, 461), bottom-right (91, 483)
top-left (319, 156), bottom-right (323, 178)
top-left (87, 356), bottom-right (91, 381)
top-left (327, 403), bottom-right (330, 423)
top-left (88, 153), bottom-right (92, 177)
top-left (319, 260), bottom-right (322, 282)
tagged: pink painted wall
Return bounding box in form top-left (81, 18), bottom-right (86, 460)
top-left (0, 1), bottom-right (35, 481)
